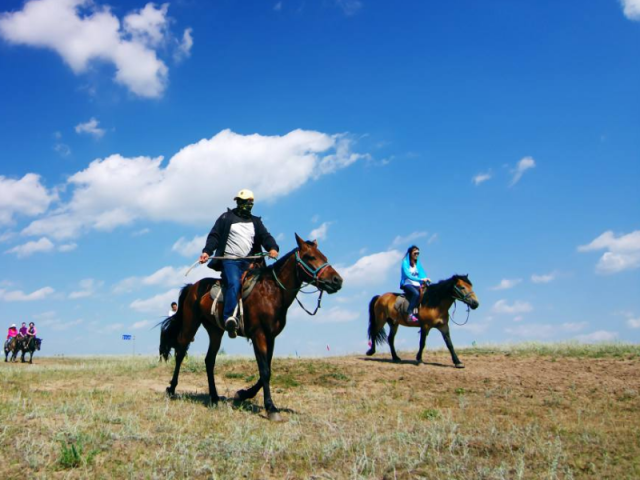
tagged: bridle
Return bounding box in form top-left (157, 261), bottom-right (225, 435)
top-left (450, 284), bottom-right (475, 326)
top-left (271, 248), bottom-right (333, 315)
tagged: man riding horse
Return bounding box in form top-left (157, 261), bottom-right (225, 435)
top-left (198, 189), bottom-right (279, 338)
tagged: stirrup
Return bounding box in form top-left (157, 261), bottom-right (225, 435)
top-left (225, 317), bottom-right (238, 338)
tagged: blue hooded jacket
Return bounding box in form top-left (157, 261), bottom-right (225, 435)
top-left (400, 254), bottom-right (427, 288)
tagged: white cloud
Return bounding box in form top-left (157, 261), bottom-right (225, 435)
top-left (0, 173), bottom-right (56, 225)
top-left (22, 129), bottom-right (365, 240)
top-left (172, 234), bottom-right (206, 257)
top-left (491, 278), bottom-right (521, 290)
top-left (0, 286), bottom-right (55, 301)
top-left (627, 317), bottom-right (640, 329)
top-left (274, 2), bottom-right (283, 11)
top-left (132, 319), bottom-right (154, 329)
top-left (510, 156), bottom-right (535, 186)
top-left (58, 242), bottom-right (77, 252)
top-left (492, 299), bottom-right (533, 315)
top-left (174, 27), bottom-right (192, 62)
top-left (575, 330), bottom-right (618, 343)
top-left (531, 272), bottom-right (556, 283)
top-left (5, 237), bottom-right (54, 258)
top-left (75, 117), bottom-right (105, 138)
top-left (123, 2), bottom-right (168, 47)
top-left (390, 231), bottom-right (428, 248)
top-left (132, 228), bottom-right (150, 237)
top-left (620, 0), bottom-right (640, 20)
top-left (291, 305), bottom-right (360, 323)
top-left (339, 250), bottom-right (403, 287)
top-left (578, 230), bottom-right (640, 274)
top-left (0, 0), bottom-right (185, 98)
top-left (472, 172), bottom-right (491, 186)
top-left (505, 322), bottom-right (587, 339)
top-left (49, 318), bottom-right (84, 331)
top-left (130, 288), bottom-right (179, 313)
top-left (69, 278), bottom-right (102, 299)
top-left (309, 222), bottom-right (331, 241)
top-left (336, 0), bottom-right (363, 16)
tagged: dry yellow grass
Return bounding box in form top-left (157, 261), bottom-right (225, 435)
top-left (1, 344), bottom-right (639, 479)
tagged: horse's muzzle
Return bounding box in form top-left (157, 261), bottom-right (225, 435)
top-left (469, 299), bottom-right (480, 310)
top-left (319, 273), bottom-right (343, 294)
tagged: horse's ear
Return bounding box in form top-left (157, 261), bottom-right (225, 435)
top-left (312, 239), bottom-right (318, 247)
top-left (295, 233), bottom-right (305, 248)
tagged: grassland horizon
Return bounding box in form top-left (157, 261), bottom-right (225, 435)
top-left (2, 343), bottom-right (639, 479)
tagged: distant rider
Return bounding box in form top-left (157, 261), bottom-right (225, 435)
top-left (400, 245), bottom-right (431, 324)
top-left (199, 189), bottom-right (279, 338)
top-left (5, 324), bottom-right (18, 349)
top-left (18, 322), bottom-right (28, 338)
top-left (26, 322), bottom-right (37, 348)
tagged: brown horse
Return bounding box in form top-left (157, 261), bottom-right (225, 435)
top-left (160, 234), bottom-right (343, 421)
top-left (4, 337), bottom-right (19, 362)
top-left (366, 274), bottom-right (479, 367)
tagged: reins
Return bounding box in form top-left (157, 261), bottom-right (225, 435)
top-left (449, 300), bottom-right (471, 326)
top-left (271, 249), bottom-right (329, 316)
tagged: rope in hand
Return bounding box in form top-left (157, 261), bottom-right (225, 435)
top-left (184, 252), bottom-right (270, 277)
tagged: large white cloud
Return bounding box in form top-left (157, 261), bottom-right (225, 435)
top-left (22, 129), bottom-right (366, 240)
top-left (0, 173), bottom-right (56, 225)
top-left (339, 250), bottom-right (403, 287)
top-left (620, 0), bottom-right (640, 20)
top-left (0, 0), bottom-right (187, 98)
top-left (578, 230), bottom-right (640, 274)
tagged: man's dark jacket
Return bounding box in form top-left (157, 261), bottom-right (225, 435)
top-left (203, 209), bottom-right (279, 271)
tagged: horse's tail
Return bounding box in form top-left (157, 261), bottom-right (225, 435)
top-left (368, 295), bottom-right (387, 346)
top-left (159, 284), bottom-right (192, 361)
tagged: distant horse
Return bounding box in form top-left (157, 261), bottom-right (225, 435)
top-left (161, 234), bottom-right (343, 421)
top-left (18, 337), bottom-right (42, 364)
top-left (4, 337), bottom-right (19, 362)
top-left (366, 275), bottom-right (479, 367)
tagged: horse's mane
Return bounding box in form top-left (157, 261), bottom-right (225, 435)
top-left (421, 274), bottom-right (471, 307)
top-left (267, 248), bottom-right (297, 272)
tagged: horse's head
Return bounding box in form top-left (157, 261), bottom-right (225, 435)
top-left (452, 275), bottom-right (480, 310)
top-left (295, 233), bottom-right (343, 294)
top-left (35, 338), bottom-right (42, 351)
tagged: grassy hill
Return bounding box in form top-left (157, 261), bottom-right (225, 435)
top-left (1, 344), bottom-right (639, 479)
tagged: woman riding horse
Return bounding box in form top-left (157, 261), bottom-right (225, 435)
top-left (367, 274), bottom-right (479, 367)
top-left (161, 234), bottom-right (343, 421)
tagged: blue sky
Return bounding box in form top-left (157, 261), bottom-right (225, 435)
top-left (0, 0), bottom-right (638, 357)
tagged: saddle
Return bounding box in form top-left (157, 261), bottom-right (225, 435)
top-left (209, 265), bottom-right (265, 336)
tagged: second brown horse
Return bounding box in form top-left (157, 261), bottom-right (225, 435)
top-left (366, 275), bottom-right (479, 367)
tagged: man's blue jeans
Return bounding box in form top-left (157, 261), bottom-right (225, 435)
top-left (221, 260), bottom-right (250, 321)
top-left (401, 284), bottom-right (420, 315)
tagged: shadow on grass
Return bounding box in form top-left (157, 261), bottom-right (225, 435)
top-left (361, 357), bottom-right (457, 368)
top-left (167, 392), bottom-right (297, 418)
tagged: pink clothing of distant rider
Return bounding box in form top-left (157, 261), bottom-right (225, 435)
top-left (6, 327), bottom-right (18, 340)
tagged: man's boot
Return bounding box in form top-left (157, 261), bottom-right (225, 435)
top-left (225, 316), bottom-right (238, 338)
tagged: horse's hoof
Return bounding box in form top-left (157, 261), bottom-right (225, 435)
top-left (210, 397), bottom-right (220, 406)
top-left (392, 357), bottom-right (401, 363)
top-left (268, 411), bottom-right (285, 422)
top-left (166, 387), bottom-right (175, 397)
top-left (233, 390), bottom-right (246, 402)
top-left (366, 349), bottom-right (375, 356)
top-left (455, 363), bottom-right (465, 369)
top-left (416, 358), bottom-right (423, 365)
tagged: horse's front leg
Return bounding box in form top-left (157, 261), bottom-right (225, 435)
top-left (416, 327), bottom-right (430, 364)
top-left (203, 324), bottom-right (223, 405)
top-left (388, 321), bottom-right (401, 362)
top-left (439, 324), bottom-right (464, 368)
top-left (251, 330), bottom-right (282, 421)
